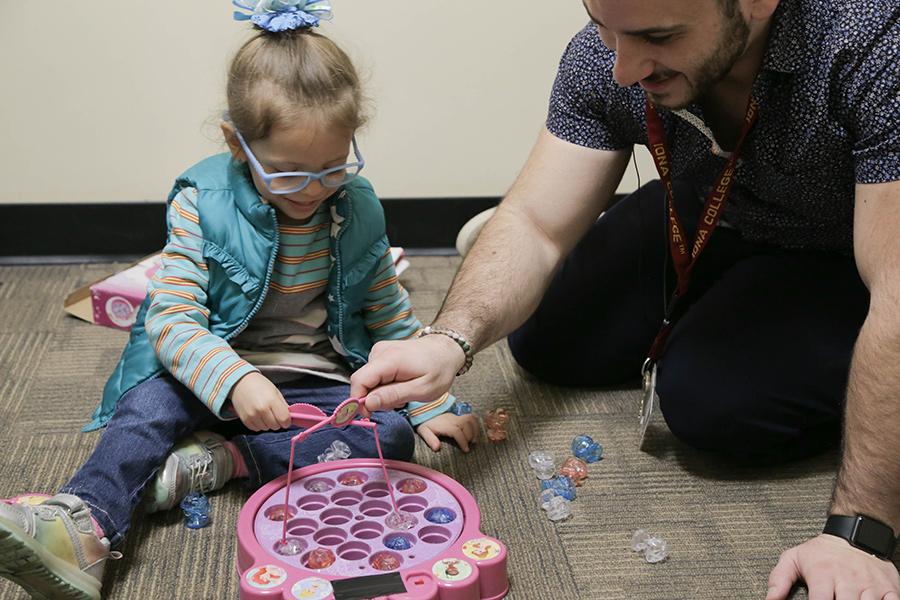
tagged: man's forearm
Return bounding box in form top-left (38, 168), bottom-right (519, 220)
top-left (433, 203), bottom-right (562, 352)
top-left (831, 314), bottom-right (900, 533)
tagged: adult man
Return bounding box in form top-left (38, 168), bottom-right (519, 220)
top-left (353, 0), bottom-right (900, 596)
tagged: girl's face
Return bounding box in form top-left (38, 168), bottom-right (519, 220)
top-left (224, 122), bottom-right (355, 222)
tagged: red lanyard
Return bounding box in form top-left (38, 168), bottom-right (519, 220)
top-left (644, 98), bottom-right (759, 364)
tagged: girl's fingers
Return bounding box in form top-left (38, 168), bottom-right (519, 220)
top-left (418, 426), bottom-right (442, 452)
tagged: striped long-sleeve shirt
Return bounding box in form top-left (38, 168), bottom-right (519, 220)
top-left (145, 188), bottom-right (453, 424)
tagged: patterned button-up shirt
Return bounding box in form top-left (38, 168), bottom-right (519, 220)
top-left (546, 0), bottom-right (900, 252)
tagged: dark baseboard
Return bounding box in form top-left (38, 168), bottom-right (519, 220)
top-left (0, 197), bottom-right (501, 259)
top-left (383, 197), bottom-right (500, 250)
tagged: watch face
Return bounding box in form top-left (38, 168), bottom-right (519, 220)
top-left (853, 517), bottom-right (896, 557)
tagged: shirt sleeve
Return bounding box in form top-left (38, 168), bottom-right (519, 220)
top-left (361, 246), bottom-right (456, 426)
top-left (546, 23), bottom-right (642, 151)
top-left (404, 392), bottom-right (457, 427)
top-left (362, 247), bottom-right (422, 342)
top-left (840, 7), bottom-right (900, 184)
top-left (144, 188), bottom-right (258, 418)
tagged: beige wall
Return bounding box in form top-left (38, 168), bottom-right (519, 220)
top-left (0, 1), bottom-right (653, 204)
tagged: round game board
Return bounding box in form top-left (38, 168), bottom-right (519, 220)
top-left (237, 459), bottom-right (508, 600)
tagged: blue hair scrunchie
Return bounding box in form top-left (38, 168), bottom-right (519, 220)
top-left (233, 0), bottom-right (333, 33)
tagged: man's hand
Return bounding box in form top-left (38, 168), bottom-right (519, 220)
top-left (415, 412), bottom-right (479, 453)
top-left (766, 534), bottom-right (900, 600)
top-left (351, 335), bottom-right (466, 413)
top-left (230, 372), bottom-right (292, 431)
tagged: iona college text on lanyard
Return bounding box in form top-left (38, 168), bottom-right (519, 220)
top-left (638, 96), bottom-right (759, 446)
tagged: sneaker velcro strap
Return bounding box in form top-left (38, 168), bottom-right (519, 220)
top-left (44, 494), bottom-right (93, 531)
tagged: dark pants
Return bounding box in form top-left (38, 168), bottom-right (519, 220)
top-left (61, 375), bottom-right (415, 548)
top-left (508, 180), bottom-right (869, 462)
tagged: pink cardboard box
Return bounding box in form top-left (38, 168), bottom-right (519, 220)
top-left (64, 255), bottom-right (162, 331)
top-left (65, 249), bottom-right (408, 331)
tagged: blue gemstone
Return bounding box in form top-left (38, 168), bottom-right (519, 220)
top-left (540, 476), bottom-right (576, 501)
top-left (424, 507), bottom-right (457, 524)
top-left (384, 535), bottom-right (413, 550)
top-left (181, 491), bottom-right (211, 529)
top-left (571, 434), bottom-right (603, 463)
top-left (450, 401), bottom-right (473, 416)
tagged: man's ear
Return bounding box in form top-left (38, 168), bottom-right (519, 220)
top-left (747, 0), bottom-right (780, 22)
top-left (221, 121), bottom-right (247, 162)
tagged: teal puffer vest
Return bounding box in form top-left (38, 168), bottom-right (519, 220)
top-left (85, 154), bottom-right (388, 431)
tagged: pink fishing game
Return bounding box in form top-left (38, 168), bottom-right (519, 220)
top-left (236, 398), bottom-right (509, 600)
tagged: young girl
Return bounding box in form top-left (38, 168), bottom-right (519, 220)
top-left (0, 3), bottom-right (477, 598)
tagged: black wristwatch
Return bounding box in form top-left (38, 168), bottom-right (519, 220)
top-left (823, 514), bottom-right (898, 560)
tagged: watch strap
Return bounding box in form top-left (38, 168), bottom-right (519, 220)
top-left (824, 514), bottom-right (897, 560)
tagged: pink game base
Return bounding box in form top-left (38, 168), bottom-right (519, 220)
top-left (237, 459), bottom-right (508, 600)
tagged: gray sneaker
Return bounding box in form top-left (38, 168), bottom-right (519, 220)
top-left (0, 493), bottom-right (116, 600)
top-left (145, 430), bottom-right (234, 513)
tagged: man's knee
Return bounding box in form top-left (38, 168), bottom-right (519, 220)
top-left (509, 327), bottom-right (637, 387)
top-left (509, 326), bottom-right (603, 386)
top-left (656, 370), bottom-right (839, 462)
top-left (507, 327), bottom-right (560, 383)
top-left (373, 411), bottom-right (416, 461)
top-left (657, 381), bottom-right (749, 454)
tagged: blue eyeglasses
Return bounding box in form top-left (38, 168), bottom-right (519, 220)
top-left (235, 130), bottom-right (365, 195)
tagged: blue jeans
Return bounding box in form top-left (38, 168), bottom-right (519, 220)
top-left (61, 375), bottom-right (415, 548)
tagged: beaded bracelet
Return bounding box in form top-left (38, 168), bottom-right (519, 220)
top-left (416, 326), bottom-right (474, 376)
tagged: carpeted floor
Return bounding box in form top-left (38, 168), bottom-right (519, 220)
top-left (0, 257), bottom-right (896, 599)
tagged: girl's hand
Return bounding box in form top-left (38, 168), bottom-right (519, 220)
top-left (415, 412), bottom-right (479, 453)
top-left (230, 372), bottom-right (292, 431)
